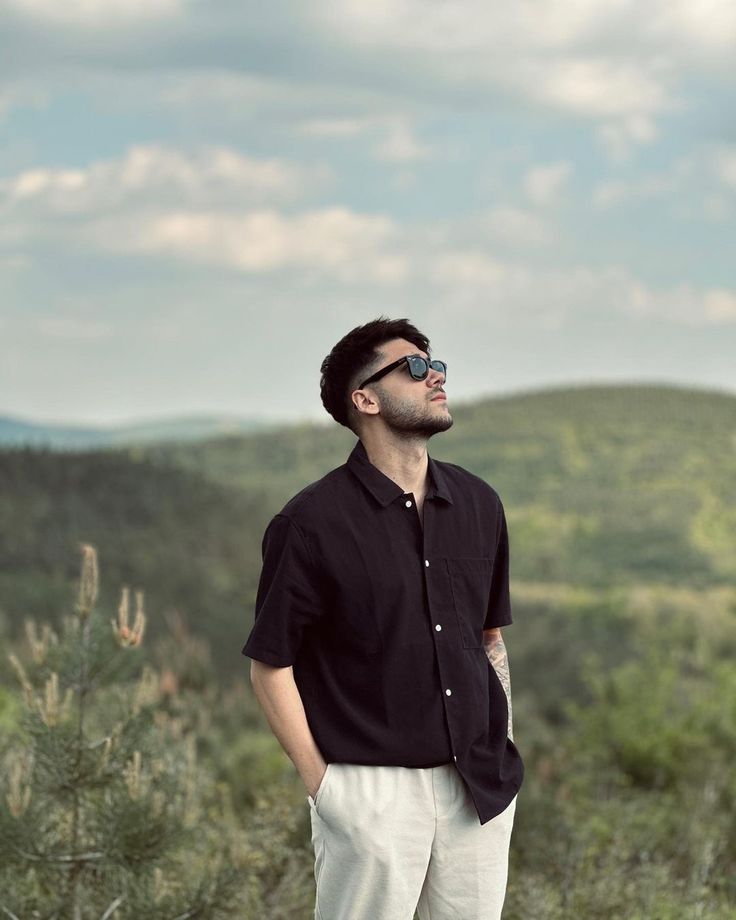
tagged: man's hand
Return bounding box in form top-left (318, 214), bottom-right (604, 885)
top-left (308, 763), bottom-right (329, 800)
top-left (482, 628), bottom-right (513, 741)
top-left (249, 659), bottom-right (328, 796)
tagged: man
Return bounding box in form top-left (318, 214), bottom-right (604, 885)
top-left (242, 316), bottom-right (524, 920)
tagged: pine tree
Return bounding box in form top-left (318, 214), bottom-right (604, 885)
top-left (0, 543), bottom-right (245, 919)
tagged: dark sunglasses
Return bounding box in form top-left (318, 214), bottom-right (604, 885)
top-left (359, 354), bottom-right (447, 389)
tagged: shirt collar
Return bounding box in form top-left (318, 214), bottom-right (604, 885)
top-left (346, 438), bottom-right (454, 507)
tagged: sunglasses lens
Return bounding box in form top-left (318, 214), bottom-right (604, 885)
top-left (430, 360), bottom-right (447, 377)
top-left (407, 356), bottom-right (429, 379)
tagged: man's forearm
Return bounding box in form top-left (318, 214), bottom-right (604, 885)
top-left (483, 629), bottom-right (513, 741)
top-left (249, 660), bottom-right (326, 794)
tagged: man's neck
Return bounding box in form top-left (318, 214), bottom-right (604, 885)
top-left (360, 434), bottom-right (430, 498)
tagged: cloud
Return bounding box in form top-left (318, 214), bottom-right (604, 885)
top-left (107, 211), bottom-right (736, 328)
top-left (592, 171), bottom-right (680, 209)
top-left (532, 57), bottom-right (672, 120)
top-left (0, 145), bottom-right (330, 218)
top-left (429, 250), bottom-right (506, 288)
top-left (704, 289), bottom-right (736, 321)
top-left (321, 0), bottom-right (736, 62)
top-left (711, 145), bottom-right (736, 190)
top-left (0, 0), bottom-right (180, 24)
top-left (523, 161), bottom-right (573, 206)
top-left (480, 207), bottom-right (552, 246)
top-left (590, 146), bottom-right (736, 211)
top-left (625, 279), bottom-right (736, 325)
top-left (429, 259), bottom-right (736, 329)
top-left (299, 117), bottom-right (370, 138)
top-left (0, 145), bottom-right (403, 283)
top-left (596, 114), bottom-right (658, 162)
top-left (2, 0), bottom-right (733, 151)
top-left (372, 119), bottom-right (430, 163)
top-left (1, 144), bottom-right (734, 330)
top-left (651, 0), bottom-right (736, 53)
top-left (0, 81), bottom-right (47, 122)
top-left (316, 1), bottom-right (730, 126)
top-left (96, 207), bottom-right (408, 284)
top-left (299, 114), bottom-right (431, 163)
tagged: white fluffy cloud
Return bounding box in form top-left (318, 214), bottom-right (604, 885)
top-left (2, 0), bottom-right (734, 147)
top-left (307, 0), bottom-right (735, 162)
top-left (531, 57), bottom-right (671, 120)
top-left (299, 114), bottom-right (431, 163)
top-left (595, 114), bottom-right (659, 163)
top-left (703, 289), bottom-right (736, 321)
top-left (0, 146), bottom-right (407, 284)
top-left (524, 161), bottom-right (573, 206)
top-left (372, 120), bottom-right (430, 163)
top-left (322, 0), bottom-right (736, 60)
top-left (430, 260), bottom-right (736, 329)
top-left (591, 146), bottom-right (736, 211)
top-left (592, 171), bottom-right (682, 209)
top-left (624, 280), bottom-right (736, 325)
top-left (1, 144), bottom-right (733, 329)
top-left (0, 145), bottom-right (330, 218)
top-left (110, 207), bottom-right (407, 283)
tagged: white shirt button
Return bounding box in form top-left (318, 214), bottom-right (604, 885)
top-left (425, 559), bottom-right (430, 567)
top-left (445, 688), bottom-right (452, 696)
top-left (435, 624), bottom-right (442, 631)
top-left (405, 500), bottom-right (412, 507)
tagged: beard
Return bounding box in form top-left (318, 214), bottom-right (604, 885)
top-left (376, 387), bottom-right (454, 438)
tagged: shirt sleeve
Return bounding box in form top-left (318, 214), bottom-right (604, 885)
top-left (241, 513), bottom-right (327, 667)
top-left (483, 500), bottom-right (513, 629)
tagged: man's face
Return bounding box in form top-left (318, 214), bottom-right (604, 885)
top-left (360, 338), bottom-right (454, 437)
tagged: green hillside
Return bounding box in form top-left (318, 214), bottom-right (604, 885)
top-left (1, 382), bottom-right (734, 916)
top-left (146, 381), bottom-right (736, 587)
top-left (0, 446), bottom-right (269, 663)
top-left (1, 382), bottom-right (734, 677)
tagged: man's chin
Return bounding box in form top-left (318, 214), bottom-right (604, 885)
top-left (418, 415), bottom-right (454, 437)
top-left (382, 406), bottom-right (454, 437)
top-left (430, 416), bottom-right (454, 434)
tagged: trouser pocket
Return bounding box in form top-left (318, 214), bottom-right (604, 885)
top-left (308, 762), bottom-right (334, 816)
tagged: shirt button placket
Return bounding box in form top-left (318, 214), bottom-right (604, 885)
top-left (422, 532), bottom-right (457, 763)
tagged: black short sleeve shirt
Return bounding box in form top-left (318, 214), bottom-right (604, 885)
top-left (242, 437), bottom-right (524, 824)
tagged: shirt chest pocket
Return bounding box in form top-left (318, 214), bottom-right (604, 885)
top-left (445, 557), bottom-right (493, 648)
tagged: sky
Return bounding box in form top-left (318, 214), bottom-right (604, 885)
top-left (1, 0), bottom-right (735, 428)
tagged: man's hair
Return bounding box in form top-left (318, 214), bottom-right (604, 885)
top-left (320, 316), bottom-right (430, 433)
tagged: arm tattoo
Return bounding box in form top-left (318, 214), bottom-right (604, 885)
top-left (485, 633), bottom-right (513, 741)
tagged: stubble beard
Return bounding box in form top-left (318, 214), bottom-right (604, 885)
top-left (377, 388), bottom-right (454, 438)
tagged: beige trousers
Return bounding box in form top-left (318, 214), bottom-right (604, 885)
top-left (307, 762), bottom-right (517, 920)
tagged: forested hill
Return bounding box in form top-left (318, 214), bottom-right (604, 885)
top-left (1, 382), bottom-right (734, 671)
top-left (143, 381), bottom-right (736, 587)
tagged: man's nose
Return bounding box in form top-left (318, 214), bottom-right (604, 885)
top-left (427, 367), bottom-right (445, 387)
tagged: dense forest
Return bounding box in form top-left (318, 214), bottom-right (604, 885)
top-left (1, 383), bottom-right (734, 917)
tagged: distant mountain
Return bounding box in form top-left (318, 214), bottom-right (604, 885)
top-left (0, 413), bottom-right (282, 450)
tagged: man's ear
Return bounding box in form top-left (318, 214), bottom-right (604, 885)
top-left (352, 388), bottom-right (380, 417)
